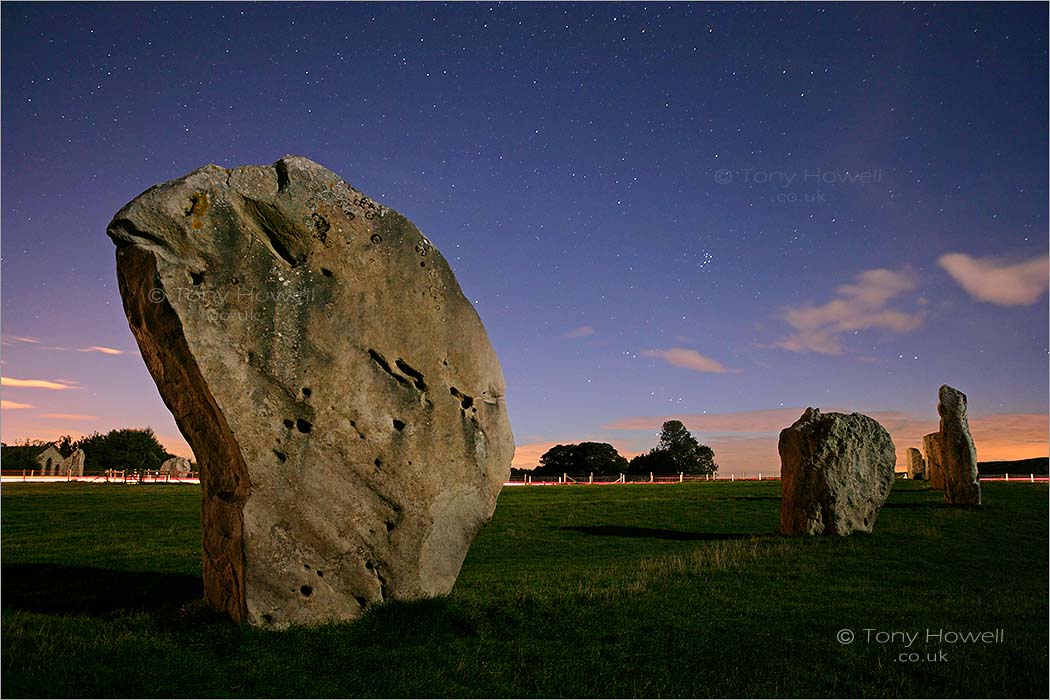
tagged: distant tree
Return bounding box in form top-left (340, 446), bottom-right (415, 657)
top-left (627, 448), bottom-right (677, 475)
top-left (1, 441), bottom-right (50, 471)
top-left (56, 435), bottom-right (75, 458)
top-left (74, 428), bottom-right (173, 472)
top-left (651, 420), bottom-right (717, 476)
top-left (535, 442), bottom-right (629, 476)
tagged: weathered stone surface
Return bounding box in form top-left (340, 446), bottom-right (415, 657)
top-left (923, 432), bottom-right (945, 490)
top-left (159, 456), bottom-right (193, 476)
top-left (107, 156), bottom-right (514, 627)
top-left (906, 447), bottom-right (926, 481)
top-left (938, 385), bottom-right (981, 505)
top-left (779, 408), bottom-right (896, 536)
top-left (63, 449), bottom-right (86, 476)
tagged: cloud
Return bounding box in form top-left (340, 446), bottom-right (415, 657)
top-left (938, 253), bottom-right (1050, 306)
top-left (9, 336), bottom-right (40, 344)
top-left (1, 377), bottom-right (79, 390)
top-left (40, 413), bottom-right (98, 421)
top-left (1, 400), bottom-right (33, 410)
top-left (643, 348), bottom-right (733, 373)
top-left (77, 346), bottom-right (125, 355)
top-left (775, 268), bottom-right (922, 354)
top-left (563, 325), bottom-right (595, 339)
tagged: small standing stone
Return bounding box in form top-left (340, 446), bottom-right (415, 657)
top-left (923, 432), bottom-right (945, 490)
top-left (938, 385), bottom-right (981, 506)
top-left (906, 447), bottom-right (926, 481)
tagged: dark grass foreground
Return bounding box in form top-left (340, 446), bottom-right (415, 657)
top-left (2, 481), bottom-right (1046, 698)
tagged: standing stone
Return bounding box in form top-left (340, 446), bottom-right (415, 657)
top-left (108, 156), bottom-right (514, 627)
top-left (906, 447), bottom-right (926, 481)
top-left (779, 408), bottom-right (896, 536)
top-left (938, 385), bottom-right (980, 505)
top-left (160, 456), bottom-right (193, 476)
top-left (923, 432), bottom-right (945, 490)
top-left (63, 449), bottom-right (86, 476)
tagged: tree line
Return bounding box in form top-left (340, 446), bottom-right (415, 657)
top-left (1, 428), bottom-right (175, 473)
top-left (514, 420), bottom-right (718, 479)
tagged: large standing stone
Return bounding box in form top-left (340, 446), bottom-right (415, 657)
top-left (923, 432), bottom-right (945, 490)
top-left (906, 447), bottom-right (926, 481)
top-left (63, 449), bottom-right (86, 477)
top-left (107, 156), bottom-right (514, 627)
top-left (938, 385), bottom-right (980, 505)
top-left (779, 408), bottom-right (896, 535)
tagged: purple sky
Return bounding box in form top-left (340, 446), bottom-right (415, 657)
top-left (2, 3), bottom-right (1047, 473)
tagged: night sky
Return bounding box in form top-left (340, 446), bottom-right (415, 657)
top-left (2, 2), bottom-right (1047, 473)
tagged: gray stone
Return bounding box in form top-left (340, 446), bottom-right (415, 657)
top-left (107, 156), bottom-right (514, 627)
top-left (938, 385), bottom-right (981, 505)
top-left (906, 447), bottom-right (926, 481)
top-left (63, 449), bottom-right (86, 476)
top-left (923, 432), bottom-right (945, 490)
top-left (779, 407), bottom-right (896, 535)
top-left (159, 456), bottom-right (193, 476)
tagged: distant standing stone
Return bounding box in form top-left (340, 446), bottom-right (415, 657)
top-left (107, 156), bottom-right (514, 627)
top-left (923, 432), bottom-right (945, 490)
top-left (159, 456), bottom-right (193, 476)
top-left (63, 449), bottom-right (86, 476)
top-left (779, 408), bottom-right (896, 535)
top-left (906, 447), bottom-right (926, 481)
top-left (938, 385), bottom-right (981, 505)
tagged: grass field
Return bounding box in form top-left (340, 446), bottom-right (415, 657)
top-left (2, 480), bottom-right (1047, 698)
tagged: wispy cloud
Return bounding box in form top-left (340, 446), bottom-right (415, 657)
top-left (563, 325), bottom-right (595, 339)
top-left (40, 413), bottom-right (98, 421)
top-left (77, 346), bottom-right (125, 355)
top-left (938, 252), bottom-right (1050, 306)
top-left (1, 377), bottom-right (80, 390)
top-left (775, 268), bottom-right (922, 354)
top-left (643, 348), bottom-right (734, 374)
top-left (1, 400), bottom-right (34, 410)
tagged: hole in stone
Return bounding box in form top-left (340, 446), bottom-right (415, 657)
top-left (365, 561), bottom-right (374, 570)
top-left (300, 585), bottom-right (313, 597)
top-left (302, 387), bottom-right (312, 397)
top-left (190, 271), bottom-right (205, 286)
top-left (419, 261), bottom-right (426, 268)
top-left (316, 570), bottom-right (324, 577)
top-left (297, 418), bottom-right (313, 433)
top-left (273, 450), bottom-right (287, 463)
top-left (304, 564), bottom-right (311, 570)
top-left (321, 268), bottom-right (333, 278)
top-left (283, 419), bottom-right (294, 429)
top-left (370, 233), bottom-right (382, 244)
top-left (355, 596), bottom-right (368, 608)
top-left (374, 458), bottom-right (382, 469)
top-left (392, 419), bottom-right (405, 431)
top-left (262, 614), bottom-right (273, 624)
top-left (385, 521), bottom-right (396, 532)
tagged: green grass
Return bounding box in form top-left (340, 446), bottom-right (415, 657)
top-left (2, 481), bottom-right (1046, 698)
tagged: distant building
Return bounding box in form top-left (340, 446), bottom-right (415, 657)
top-left (1, 442), bottom-right (66, 474)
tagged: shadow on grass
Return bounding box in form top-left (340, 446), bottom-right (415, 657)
top-left (1, 563), bottom-right (202, 616)
top-left (882, 501), bottom-right (953, 509)
top-left (559, 526), bottom-right (761, 541)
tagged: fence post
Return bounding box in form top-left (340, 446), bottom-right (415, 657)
top-left (731, 474), bottom-right (735, 482)
top-left (1005, 473), bottom-right (1009, 482)
top-left (679, 472), bottom-right (683, 483)
top-left (589, 472), bottom-right (593, 484)
top-left (758, 472), bottom-right (762, 481)
top-left (562, 473), bottom-right (566, 484)
top-left (1031, 473), bottom-right (1035, 482)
